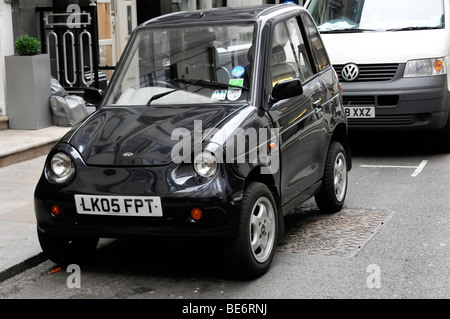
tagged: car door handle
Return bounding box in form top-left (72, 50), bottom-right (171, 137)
top-left (312, 99), bottom-right (322, 109)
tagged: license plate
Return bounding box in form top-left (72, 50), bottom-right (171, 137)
top-left (344, 106), bottom-right (375, 118)
top-left (74, 195), bottom-right (163, 217)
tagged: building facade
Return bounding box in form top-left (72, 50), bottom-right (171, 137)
top-left (0, 0), bottom-right (303, 117)
top-left (0, 0), bottom-right (14, 116)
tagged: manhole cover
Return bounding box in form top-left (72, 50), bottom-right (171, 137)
top-left (277, 203), bottom-right (394, 257)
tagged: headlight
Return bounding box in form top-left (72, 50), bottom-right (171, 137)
top-left (404, 58), bottom-right (446, 77)
top-left (45, 152), bottom-right (75, 183)
top-left (193, 151), bottom-right (218, 178)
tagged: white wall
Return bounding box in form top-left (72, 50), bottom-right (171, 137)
top-left (0, 1), bottom-right (15, 115)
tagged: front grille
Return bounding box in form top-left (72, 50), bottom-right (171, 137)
top-left (335, 64), bottom-right (398, 82)
top-left (348, 115), bottom-right (415, 127)
top-left (343, 95), bottom-right (375, 106)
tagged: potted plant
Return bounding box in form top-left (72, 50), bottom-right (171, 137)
top-left (5, 35), bottom-right (53, 129)
top-left (14, 35), bottom-right (42, 56)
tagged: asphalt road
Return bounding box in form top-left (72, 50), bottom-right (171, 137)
top-left (0, 131), bottom-right (448, 301)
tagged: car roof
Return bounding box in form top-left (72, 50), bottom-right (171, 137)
top-left (139, 4), bottom-right (303, 28)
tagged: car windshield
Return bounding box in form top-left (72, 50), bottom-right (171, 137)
top-left (106, 22), bottom-right (255, 106)
top-left (308, 0), bottom-right (444, 32)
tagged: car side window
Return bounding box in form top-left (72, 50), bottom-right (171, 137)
top-left (271, 17), bottom-right (315, 87)
top-left (302, 13), bottom-right (331, 72)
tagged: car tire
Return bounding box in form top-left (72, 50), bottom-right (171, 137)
top-left (226, 182), bottom-right (278, 279)
top-left (315, 141), bottom-right (348, 213)
top-left (37, 228), bottom-right (99, 265)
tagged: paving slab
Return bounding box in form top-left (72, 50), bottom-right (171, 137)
top-left (0, 155), bottom-right (49, 282)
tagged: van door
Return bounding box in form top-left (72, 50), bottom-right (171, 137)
top-left (266, 15), bottom-right (327, 207)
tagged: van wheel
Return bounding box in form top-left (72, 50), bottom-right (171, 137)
top-left (315, 141), bottom-right (348, 213)
top-left (226, 182), bottom-right (278, 279)
top-left (37, 228), bottom-right (99, 265)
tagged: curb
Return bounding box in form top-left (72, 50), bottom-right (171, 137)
top-left (0, 142), bottom-right (55, 168)
top-left (0, 253), bottom-right (47, 283)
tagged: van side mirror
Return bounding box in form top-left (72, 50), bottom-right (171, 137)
top-left (84, 87), bottom-right (104, 107)
top-left (270, 78), bottom-right (303, 103)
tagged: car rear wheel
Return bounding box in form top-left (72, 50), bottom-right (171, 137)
top-left (226, 182), bottom-right (278, 279)
top-left (37, 228), bottom-right (99, 265)
top-left (315, 141), bottom-right (348, 213)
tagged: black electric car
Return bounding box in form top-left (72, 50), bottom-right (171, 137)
top-left (35, 4), bottom-right (351, 278)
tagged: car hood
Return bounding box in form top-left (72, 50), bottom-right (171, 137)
top-left (66, 105), bottom-right (244, 166)
top-left (321, 29), bottom-right (449, 64)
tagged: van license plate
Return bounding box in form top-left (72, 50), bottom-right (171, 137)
top-left (75, 195), bottom-right (163, 217)
top-left (344, 106), bottom-right (375, 118)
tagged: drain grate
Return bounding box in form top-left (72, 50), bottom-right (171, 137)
top-left (277, 204), bottom-right (394, 257)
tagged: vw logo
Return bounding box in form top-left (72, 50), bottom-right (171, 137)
top-left (123, 152), bottom-right (134, 157)
top-left (341, 63), bottom-right (360, 82)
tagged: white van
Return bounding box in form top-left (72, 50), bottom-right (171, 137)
top-left (305, 0), bottom-right (450, 150)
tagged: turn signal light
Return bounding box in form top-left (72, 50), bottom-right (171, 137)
top-left (51, 205), bottom-right (62, 216)
top-left (434, 59), bottom-right (444, 72)
top-left (191, 208), bottom-right (203, 221)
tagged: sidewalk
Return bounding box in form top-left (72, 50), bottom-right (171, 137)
top-left (0, 126), bottom-right (71, 282)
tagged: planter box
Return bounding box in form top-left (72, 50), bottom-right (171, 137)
top-left (5, 54), bottom-right (53, 130)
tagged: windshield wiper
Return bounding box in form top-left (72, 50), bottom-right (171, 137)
top-left (146, 88), bottom-right (178, 106)
top-left (385, 26), bottom-right (443, 31)
top-left (320, 28), bottom-right (379, 34)
top-left (146, 79), bottom-right (202, 106)
top-left (174, 78), bottom-right (249, 91)
top-left (146, 78), bottom-right (249, 106)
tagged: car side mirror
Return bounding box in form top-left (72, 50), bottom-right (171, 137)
top-left (270, 78), bottom-right (303, 104)
top-left (84, 87), bottom-right (104, 107)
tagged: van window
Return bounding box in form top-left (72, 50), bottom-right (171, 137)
top-left (302, 13), bottom-right (330, 72)
top-left (271, 17), bottom-right (315, 86)
top-left (309, 0), bottom-right (444, 32)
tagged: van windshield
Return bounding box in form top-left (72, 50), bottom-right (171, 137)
top-left (308, 0), bottom-right (444, 32)
top-left (106, 23), bottom-right (255, 106)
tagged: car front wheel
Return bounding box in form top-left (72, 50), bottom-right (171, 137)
top-left (315, 141), bottom-right (348, 213)
top-left (37, 228), bottom-right (99, 265)
top-left (226, 182), bottom-right (278, 279)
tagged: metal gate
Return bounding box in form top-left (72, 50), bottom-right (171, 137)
top-left (36, 6), bottom-right (106, 93)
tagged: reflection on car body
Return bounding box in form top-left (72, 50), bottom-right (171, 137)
top-left (35, 4), bottom-right (351, 278)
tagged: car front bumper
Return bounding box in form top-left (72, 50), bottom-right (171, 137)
top-left (34, 144), bottom-right (246, 239)
top-left (341, 67), bottom-right (450, 131)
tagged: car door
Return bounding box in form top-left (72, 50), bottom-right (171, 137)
top-left (301, 11), bottom-right (338, 173)
top-left (266, 15), bottom-right (328, 207)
